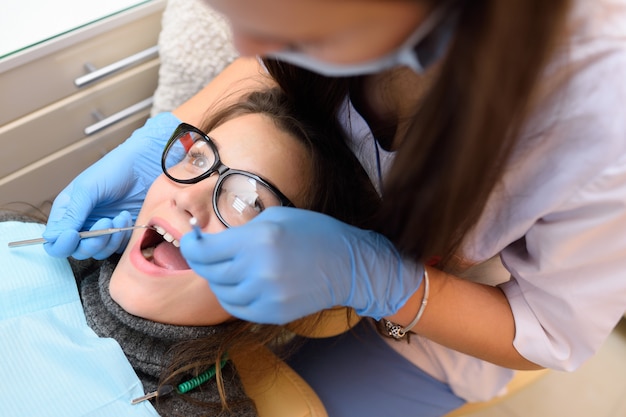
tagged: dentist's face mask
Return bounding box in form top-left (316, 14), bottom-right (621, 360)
top-left (267, 7), bottom-right (456, 77)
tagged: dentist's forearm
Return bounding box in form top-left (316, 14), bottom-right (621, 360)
top-left (386, 266), bottom-right (543, 370)
top-left (173, 57), bottom-right (275, 125)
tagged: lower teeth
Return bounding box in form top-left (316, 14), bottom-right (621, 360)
top-left (141, 246), bottom-right (155, 260)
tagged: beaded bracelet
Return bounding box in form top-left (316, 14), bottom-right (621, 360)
top-left (383, 269), bottom-right (430, 340)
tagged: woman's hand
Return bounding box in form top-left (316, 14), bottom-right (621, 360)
top-left (43, 112), bottom-right (181, 259)
top-left (180, 207), bottom-right (425, 324)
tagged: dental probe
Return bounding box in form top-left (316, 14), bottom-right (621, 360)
top-left (189, 217), bottom-right (202, 239)
top-left (7, 225), bottom-right (154, 248)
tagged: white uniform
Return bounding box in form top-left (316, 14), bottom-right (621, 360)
top-left (341, 0), bottom-right (626, 401)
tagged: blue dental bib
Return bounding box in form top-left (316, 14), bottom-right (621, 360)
top-left (0, 221), bottom-right (159, 417)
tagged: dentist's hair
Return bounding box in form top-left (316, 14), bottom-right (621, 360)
top-left (264, 0), bottom-right (572, 267)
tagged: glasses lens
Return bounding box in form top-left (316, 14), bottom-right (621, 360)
top-left (216, 173), bottom-right (283, 226)
top-left (163, 131), bottom-right (217, 181)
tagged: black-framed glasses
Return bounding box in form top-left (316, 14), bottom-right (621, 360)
top-left (162, 123), bottom-right (294, 228)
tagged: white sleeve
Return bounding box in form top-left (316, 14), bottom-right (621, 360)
top-left (500, 151), bottom-right (626, 370)
top-left (463, 27), bottom-right (626, 370)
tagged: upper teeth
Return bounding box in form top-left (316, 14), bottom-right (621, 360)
top-left (154, 225), bottom-right (180, 247)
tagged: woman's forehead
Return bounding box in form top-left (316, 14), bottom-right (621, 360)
top-left (208, 113), bottom-right (307, 168)
top-left (208, 113), bottom-right (312, 203)
top-left (209, 113), bottom-right (289, 147)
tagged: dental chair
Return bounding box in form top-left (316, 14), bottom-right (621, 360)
top-left (443, 368), bottom-right (550, 417)
top-left (232, 307), bottom-right (361, 417)
top-left (233, 303), bottom-right (549, 417)
top-left (234, 346), bottom-right (327, 417)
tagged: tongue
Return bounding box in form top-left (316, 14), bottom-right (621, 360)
top-left (152, 241), bottom-right (190, 270)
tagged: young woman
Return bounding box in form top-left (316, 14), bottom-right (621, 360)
top-left (4, 87), bottom-right (379, 416)
top-left (43, 0), bottom-right (626, 415)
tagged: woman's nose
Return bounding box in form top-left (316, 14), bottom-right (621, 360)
top-left (171, 176), bottom-right (223, 232)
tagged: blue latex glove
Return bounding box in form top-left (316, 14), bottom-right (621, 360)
top-left (180, 207), bottom-right (424, 324)
top-left (43, 112), bottom-right (181, 259)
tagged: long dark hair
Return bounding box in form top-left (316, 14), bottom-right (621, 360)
top-left (265, 0), bottom-right (571, 267)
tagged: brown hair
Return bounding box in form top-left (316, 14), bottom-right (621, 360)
top-left (161, 87), bottom-right (380, 411)
top-left (265, 0), bottom-right (572, 267)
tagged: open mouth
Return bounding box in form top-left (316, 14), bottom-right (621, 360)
top-left (140, 226), bottom-right (190, 270)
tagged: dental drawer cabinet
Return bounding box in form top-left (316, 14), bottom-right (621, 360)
top-left (0, 0), bottom-right (166, 211)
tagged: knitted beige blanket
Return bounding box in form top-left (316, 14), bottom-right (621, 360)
top-left (151, 0), bottom-right (238, 115)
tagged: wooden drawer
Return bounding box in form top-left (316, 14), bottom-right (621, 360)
top-left (0, 59), bottom-right (159, 179)
top-left (0, 111), bottom-right (152, 211)
top-left (0, 2), bottom-right (163, 126)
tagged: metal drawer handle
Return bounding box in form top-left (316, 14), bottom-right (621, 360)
top-left (84, 97), bottom-right (154, 136)
top-left (74, 45), bottom-right (159, 88)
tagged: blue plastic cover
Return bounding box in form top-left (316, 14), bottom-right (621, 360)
top-left (0, 221), bottom-right (160, 417)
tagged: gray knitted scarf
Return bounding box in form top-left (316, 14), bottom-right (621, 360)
top-left (80, 258), bottom-right (258, 417)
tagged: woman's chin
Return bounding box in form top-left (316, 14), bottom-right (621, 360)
top-left (110, 239), bottom-right (233, 326)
